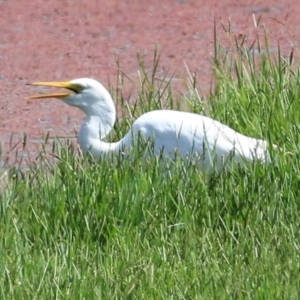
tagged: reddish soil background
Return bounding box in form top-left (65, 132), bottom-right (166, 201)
top-left (0, 0), bottom-right (298, 166)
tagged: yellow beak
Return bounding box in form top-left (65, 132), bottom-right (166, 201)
top-left (27, 81), bottom-right (80, 99)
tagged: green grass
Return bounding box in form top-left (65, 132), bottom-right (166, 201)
top-left (1, 28), bottom-right (300, 299)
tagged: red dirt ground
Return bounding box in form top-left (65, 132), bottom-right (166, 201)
top-left (0, 0), bottom-right (298, 165)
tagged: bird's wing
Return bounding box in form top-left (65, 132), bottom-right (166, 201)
top-left (124, 110), bottom-right (268, 163)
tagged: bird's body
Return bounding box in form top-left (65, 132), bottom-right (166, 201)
top-left (28, 78), bottom-right (270, 172)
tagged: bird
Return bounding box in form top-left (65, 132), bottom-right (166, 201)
top-left (28, 78), bottom-right (271, 173)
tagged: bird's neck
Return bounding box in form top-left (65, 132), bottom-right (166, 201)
top-left (78, 114), bottom-right (120, 158)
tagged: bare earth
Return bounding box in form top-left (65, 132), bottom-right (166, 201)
top-left (0, 0), bottom-right (298, 163)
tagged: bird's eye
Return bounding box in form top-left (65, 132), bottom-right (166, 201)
top-left (70, 84), bottom-right (84, 94)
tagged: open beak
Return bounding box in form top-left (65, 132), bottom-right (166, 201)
top-left (27, 81), bottom-right (80, 99)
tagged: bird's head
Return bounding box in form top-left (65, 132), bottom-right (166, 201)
top-left (27, 78), bottom-right (116, 117)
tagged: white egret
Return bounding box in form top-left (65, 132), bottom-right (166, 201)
top-left (28, 78), bottom-right (270, 172)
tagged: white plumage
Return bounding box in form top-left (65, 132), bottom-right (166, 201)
top-left (28, 78), bottom-right (270, 172)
